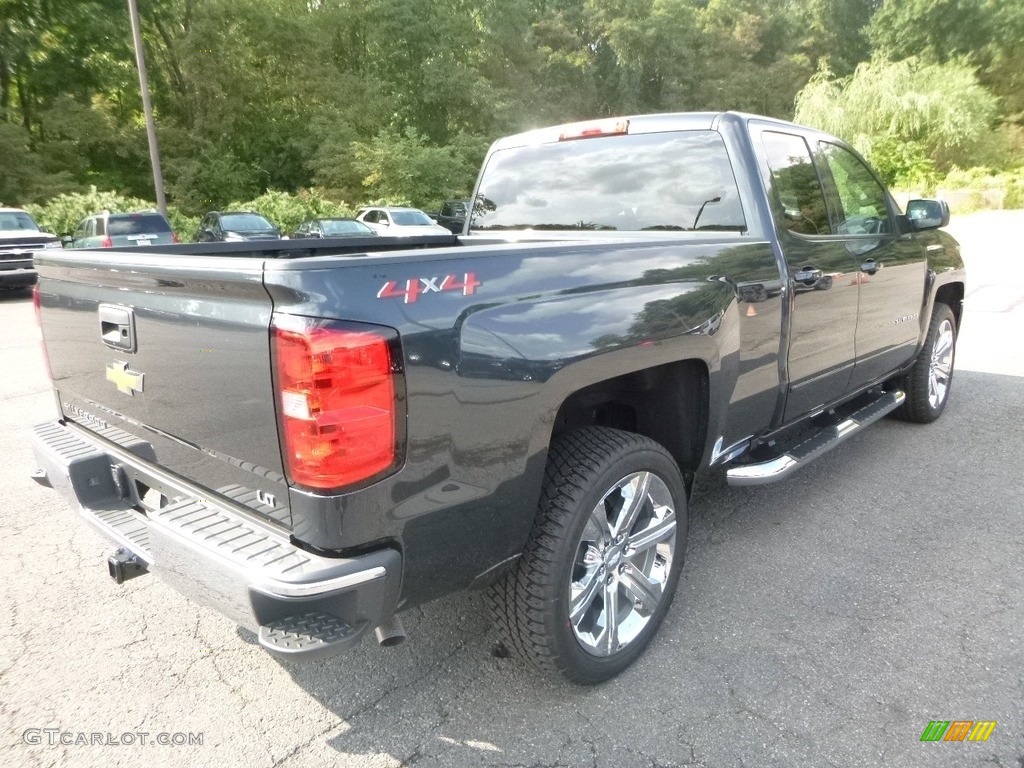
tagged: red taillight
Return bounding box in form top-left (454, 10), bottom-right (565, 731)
top-left (172, 232), bottom-right (181, 244)
top-left (559, 118), bottom-right (630, 141)
top-left (272, 316), bottom-right (401, 490)
top-left (100, 236), bottom-right (113, 247)
top-left (33, 285), bottom-right (54, 380)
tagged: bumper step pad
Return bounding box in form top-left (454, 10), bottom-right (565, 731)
top-left (258, 613), bottom-right (365, 660)
top-left (31, 420), bottom-right (403, 661)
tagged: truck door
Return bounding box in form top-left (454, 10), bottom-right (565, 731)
top-left (757, 129), bottom-right (861, 421)
top-left (813, 141), bottom-right (927, 389)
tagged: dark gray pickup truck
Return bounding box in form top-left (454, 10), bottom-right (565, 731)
top-left (30, 112), bottom-right (965, 684)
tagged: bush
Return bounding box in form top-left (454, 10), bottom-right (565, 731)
top-left (933, 167), bottom-right (1024, 211)
top-left (1003, 174), bottom-right (1024, 209)
top-left (24, 186), bottom-right (203, 241)
top-left (166, 208), bottom-right (200, 243)
top-left (227, 189), bottom-right (356, 234)
top-left (25, 186), bottom-right (153, 236)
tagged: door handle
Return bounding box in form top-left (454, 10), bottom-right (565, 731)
top-left (793, 266), bottom-right (822, 284)
top-left (860, 260), bottom-right (882, 275)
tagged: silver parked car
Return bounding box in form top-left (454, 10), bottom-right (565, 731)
top-left (67, 210), bottom-right (178, 248)
top-left (356, 206), bottom-right (453, 236)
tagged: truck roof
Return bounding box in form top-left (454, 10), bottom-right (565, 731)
top-left (490, 111), bottom-right (819, 151)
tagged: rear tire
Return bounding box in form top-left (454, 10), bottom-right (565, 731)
top-left (897, 302), bottom-right (957, 423)
top-left (488, 427), bottom-right (687, 684)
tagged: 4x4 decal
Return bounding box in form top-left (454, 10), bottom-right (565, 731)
top-left (377, 273), bottom-right (480, 304)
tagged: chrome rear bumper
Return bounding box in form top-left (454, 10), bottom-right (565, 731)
top-left (31, 420), bottom-right (401, 660)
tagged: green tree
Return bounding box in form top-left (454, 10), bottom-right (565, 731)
top-left (0, 121), bottom-right (73, 203)
top-left (799, 0), bottom-right (880, 76)
top-left (350, 127), bottom-right (488, 211)
top-left (869, 0), bottom-right (1024, 121)
top-left (794, 58), bottom-right (999, 184)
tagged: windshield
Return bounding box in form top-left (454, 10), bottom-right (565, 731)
top-left (222, 213), bottom-right (275, 232)
top-left (391, 210), bottom-right (434, 226)
top-left (471, 130), bottom-right (746, 232)
top-left (108, 214), bottom-right (171, 235)
top-left (322, 219), bottom-right (372, 235)
top-left (0, 211), bottom-right (41, 232)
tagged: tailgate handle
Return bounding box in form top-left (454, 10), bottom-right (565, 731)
top-left (99, 304), bottom-right (137, 353)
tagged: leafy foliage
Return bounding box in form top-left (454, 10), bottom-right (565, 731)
top-left (349, 128), bottom-right (488, 212)
top-left (24, 186), bottom-right (155, 236)
top-left (1, 0), bottom-right (1021, 213)
top-left (936, 166), bottom-right (1024, 210)
top-left (794, 58), bottom-right (999, 185)
top-left (227, 189), bottom-right (357, 235)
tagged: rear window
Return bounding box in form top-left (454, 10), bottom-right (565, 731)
top-left (107, 213), bottom-right (172, 236)
top-left (471, 130), bottom-right (746, 232)
top-left (391, 211), bottom-right (434, 226)
top-left (322, 220), bottom-right (372, 235)
top-left (222, 213), bottom-right (275, 232)
top-left (0, 211), bottom-right (41, 232)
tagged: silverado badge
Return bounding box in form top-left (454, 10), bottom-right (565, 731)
top-left (106, 361), bottom-right (145, 396)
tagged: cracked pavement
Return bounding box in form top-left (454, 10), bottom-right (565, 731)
top-left (1, 212), bottom-right (1022, 768)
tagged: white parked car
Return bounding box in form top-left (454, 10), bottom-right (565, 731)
top-left (356, 206), bottom-right (453, 236)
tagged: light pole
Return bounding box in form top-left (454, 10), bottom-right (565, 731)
top-left (127, 0), bottom-right (167, 216)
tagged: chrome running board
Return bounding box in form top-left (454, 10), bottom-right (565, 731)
top-left (726, 390), bottom-right (905, 487)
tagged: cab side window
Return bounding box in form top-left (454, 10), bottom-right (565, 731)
top-left (817, 142), bottom-right (892, 235)
top-left (762, 132), bottom-right (831, 236)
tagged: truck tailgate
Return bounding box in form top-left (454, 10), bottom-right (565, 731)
top-left (35, 251), bottom-right (291, 528)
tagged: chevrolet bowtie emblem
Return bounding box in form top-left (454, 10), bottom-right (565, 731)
top-left (106, 361), bottom-right (145, 396)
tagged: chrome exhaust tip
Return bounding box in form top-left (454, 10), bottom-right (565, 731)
top-left (373, 616), bottom-right (407, 647)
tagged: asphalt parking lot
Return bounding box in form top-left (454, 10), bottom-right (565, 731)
top-left (1, 212), bottom-right (1022, 768)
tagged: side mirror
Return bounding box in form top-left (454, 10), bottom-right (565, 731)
top-left (906, 199), bottom-right (949, 230)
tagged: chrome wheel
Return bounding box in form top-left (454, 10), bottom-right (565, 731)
top-left (928, 318), bottom-right (955, 410)
top-left (569, 471), bottom-right (676, 657)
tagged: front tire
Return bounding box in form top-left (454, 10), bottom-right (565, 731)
top-left (488, 427), bottom-right (687, 684)
top-left (897, 302), bottom-right (957, 423)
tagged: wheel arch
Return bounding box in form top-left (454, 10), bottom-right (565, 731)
top-left (934, 281), bottom-right (965, 329)
top-left (549, 359), bottom-right (709, 479)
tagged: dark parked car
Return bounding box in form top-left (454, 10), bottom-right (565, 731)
top-left (195, 211), bottom-right (281, 242)
top-left (67, 210), bottom-right (178, 249)
top-left (0, 207), bottom-right (61, 289)
top-left (291, 218), bottom-right (376, 239)
top-left (437, 199), bottom-right (470, 233)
